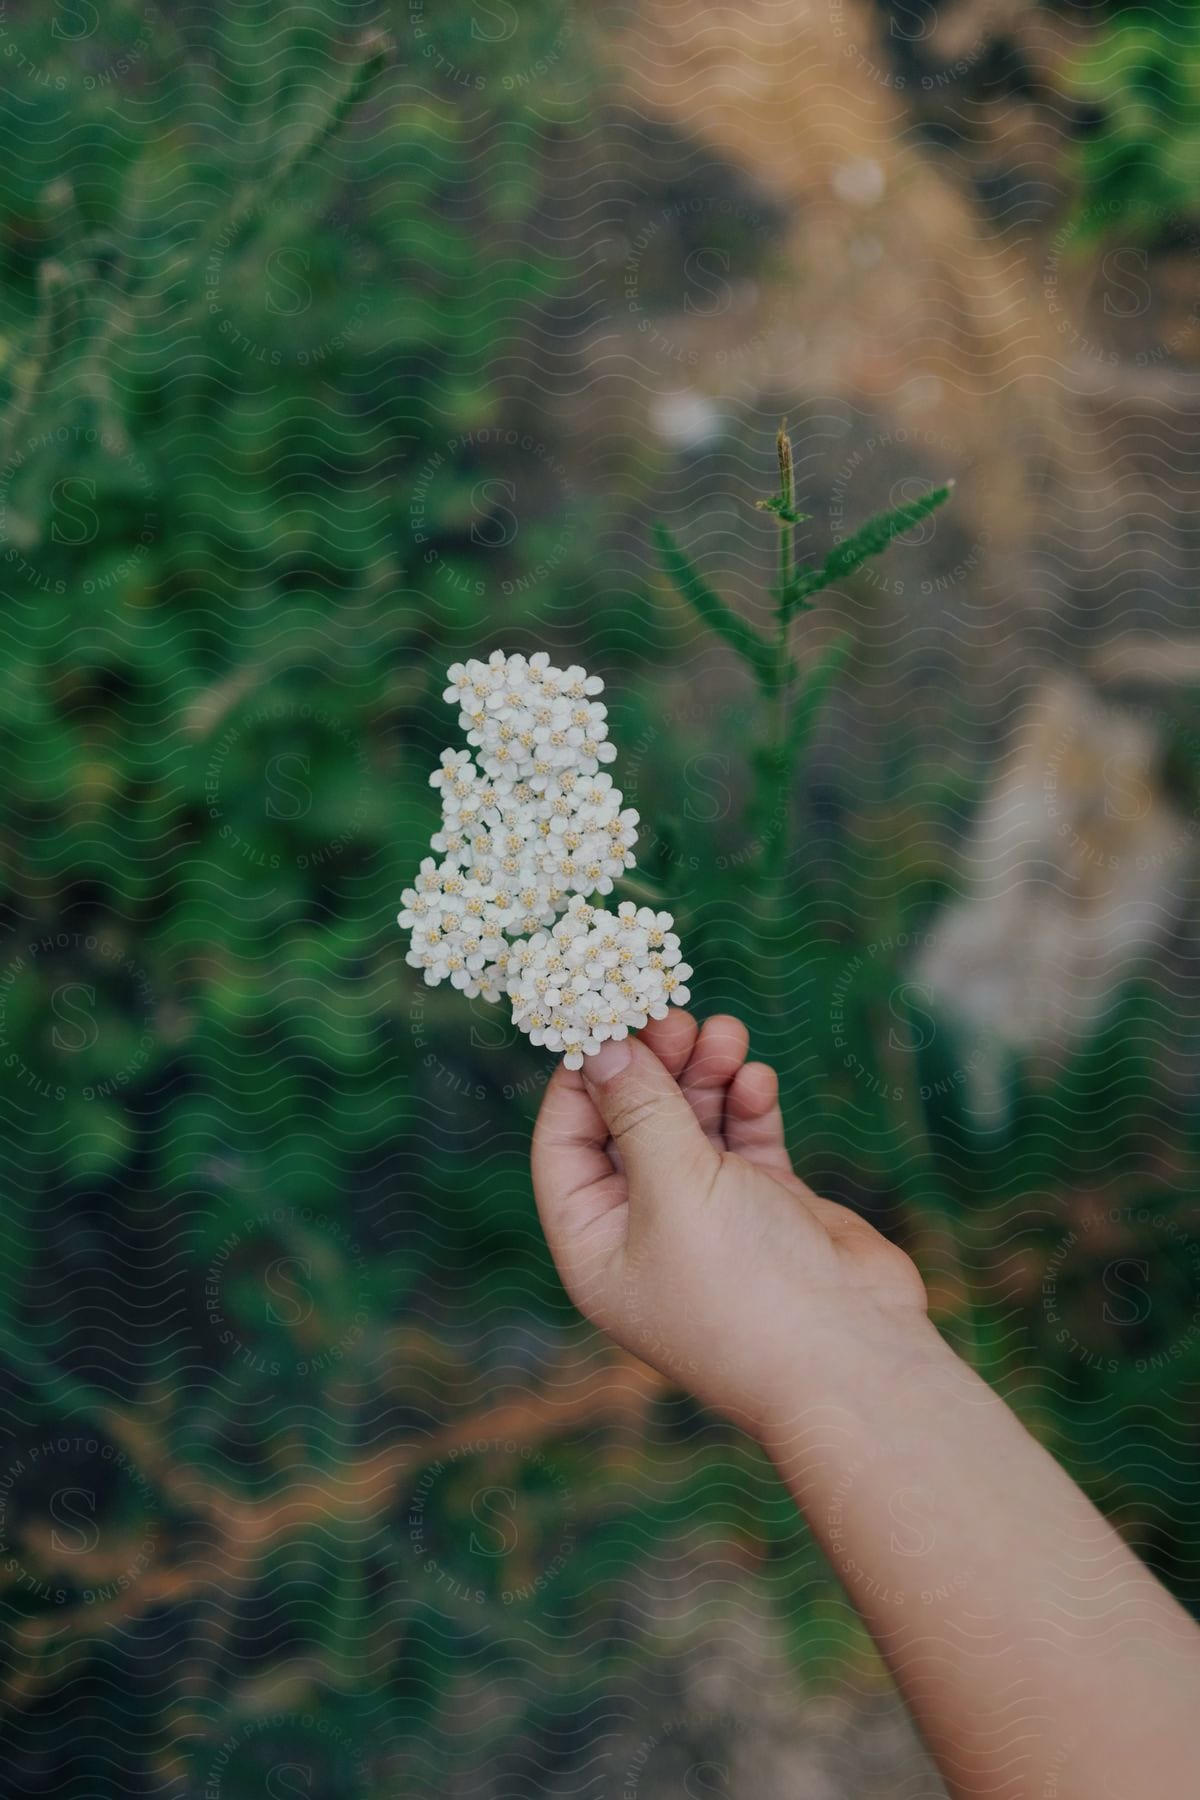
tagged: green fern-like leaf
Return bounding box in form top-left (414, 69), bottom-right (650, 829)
top-left (781, 483), bottom-right (953, 620)
top-left (653, 522), bottom-right (792, 689)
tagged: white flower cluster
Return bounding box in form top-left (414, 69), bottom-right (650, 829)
top-left (399, 650), bottom-right (692, 1068)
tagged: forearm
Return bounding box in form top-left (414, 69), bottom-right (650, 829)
top-left (762, 1310), bottom-right (1200, 1799)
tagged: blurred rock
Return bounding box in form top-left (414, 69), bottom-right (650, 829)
top-left (913, 677), bottom-right (1194, 1056)
top-left (830, 157), bottom-right (886, 208)
top-left (650, 388), bottom-right (726, 447)
top-left (538, 1540), bottom-right (946, 1799)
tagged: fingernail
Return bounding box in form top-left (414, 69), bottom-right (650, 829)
top-left (583, 1038), bottom-right (632, 1084)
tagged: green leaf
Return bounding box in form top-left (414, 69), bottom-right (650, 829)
top-left (652, 522), bottom-right (785, 689)
top-left (785, 637), bottom-right (853, 768)
top-left (782, 483), bottom-right (953, 619)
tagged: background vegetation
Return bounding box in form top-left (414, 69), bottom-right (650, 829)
top-left (1, 2), bottom-right (1198, 1794)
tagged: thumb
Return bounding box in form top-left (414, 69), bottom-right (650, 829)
top-left (582, 1034), bottom-right (717, 1197)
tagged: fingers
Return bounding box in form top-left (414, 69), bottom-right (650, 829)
top-left (724, 1061), bottom-right (793, 1177)
top-left (679, 1014), bottom-right (750, 1147)
top-left (638, 1008), bottom-right (700, 1079)
top-left (531, 1059), bottom-right (625, 1267)
top-left (531, 1014), bottom-right (707, 1269)
top-left (581, 1033), bottom-right (717, 1200)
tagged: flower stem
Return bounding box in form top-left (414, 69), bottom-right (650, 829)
top-left (762, 419), bottom-right (797, 888)
top-left (616, 873), bottom-right (667, 906)
top-left (776, 416), bottom-right (795, 590)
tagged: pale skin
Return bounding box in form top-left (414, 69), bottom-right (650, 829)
top-left (532, 1010), bottom-right (1200, 1799)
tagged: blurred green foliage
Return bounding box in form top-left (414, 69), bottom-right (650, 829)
top-left (0, 2), bottom-right (1198, 1795)
top-left (1067, 1), bottom-right (1200, 237)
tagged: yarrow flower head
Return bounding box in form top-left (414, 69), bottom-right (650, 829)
top-left (399, 651), bottom-right (691, 1067)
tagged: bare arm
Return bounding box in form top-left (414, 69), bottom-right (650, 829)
top-left (531, 1010), bottom-right (1200, 1799)
top-left (762, 1308), bottom-right (1200, 1798)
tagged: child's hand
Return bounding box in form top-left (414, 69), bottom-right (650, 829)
top-left (536, 1011), bottom-right (1200, 1799)
top-left (532, 1010), bottom-right (927, 1439)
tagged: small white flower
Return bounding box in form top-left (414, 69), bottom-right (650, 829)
top-left (399, 650), bottom-right (691, 1066)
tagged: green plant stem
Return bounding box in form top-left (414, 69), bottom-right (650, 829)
top-left (762, 422), bottom-right (798, 890)
top-left (763, 609), bottom-right (791, 886)
top-left (753, 429), bottom-right (800, 1044)
top-left (616, 873), bottom-right (668, 907)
